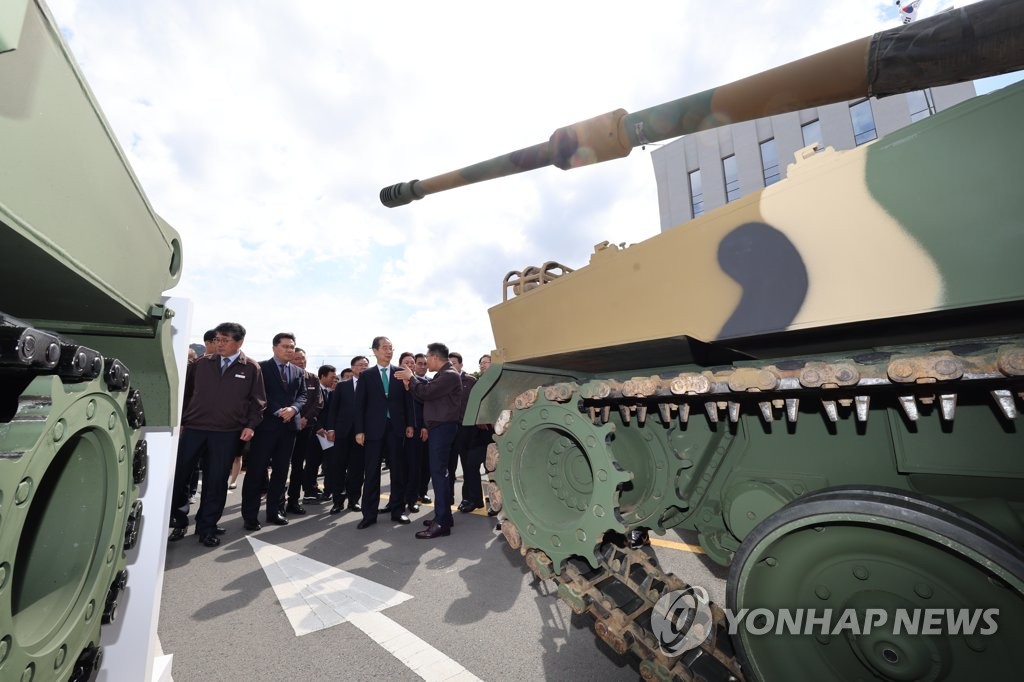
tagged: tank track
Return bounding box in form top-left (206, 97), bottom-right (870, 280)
top-left (486, 336), bottom-right (1024, 682)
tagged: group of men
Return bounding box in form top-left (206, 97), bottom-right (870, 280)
top-left (169, 322), bottom-right (492, 547)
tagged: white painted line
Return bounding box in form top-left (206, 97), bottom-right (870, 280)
top-left (247, 537), bottom-right (480, 682)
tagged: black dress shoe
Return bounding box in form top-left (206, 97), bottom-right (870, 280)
top-left (267, 514), bottom-right (289, 526)
top-left (487, 508), bottom-right (499, 517)
top-left (356, 518), bottom-right (376, 529)
top-left (329, 504), bottom-right (343, 514)
top-left (198, 534), bottom-right (220, 547)
top-left (415, 522), bottom-right (451, 539)
top-left (407, 503), bottom-right (420, 513)
top-left (244, 520), bottom-right (262, 531)
top-left (348, 503), bottom-right (362, 512)
top-left (391, 514), bottom-right (411, 525)
top-left (423, 517), bottom-right (453, 527)
top-left (286, 503), bottom-right (307, 515)
top-left (168, 527), bottom-right (187, 542)
top-left (419, 496), bottom-right (432, 504)
top-left (458, 501), bottom-right (484, 513)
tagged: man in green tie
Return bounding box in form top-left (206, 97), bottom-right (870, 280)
top-left (354, 336), bottom-right (415, 529)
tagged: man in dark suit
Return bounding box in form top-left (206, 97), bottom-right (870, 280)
top-left (241, 332), bottom-right (307, 530)
top-left (284, 348), bottom-right (324, 515)
top-left (354, 336), bottom-right (414, 529)
top-left (322, 356), bottom-right (368, 514)
top-left (305, 364), bottom-right (337, 502)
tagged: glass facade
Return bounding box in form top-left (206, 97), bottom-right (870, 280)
top-left (689, 169), bottom-right (704, 217)
top-left (723, 155), bottom-right (740, 202)
top-left (760, 139), bottom-right (780, 186)
top-left (850, 100), bottom-right (878, 145)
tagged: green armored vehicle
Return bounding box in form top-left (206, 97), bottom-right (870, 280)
top-left (1, 1), bottom-right (181, 680)
top-left (383, 2), bottom-right (1024, 680)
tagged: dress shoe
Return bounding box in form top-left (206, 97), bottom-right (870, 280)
top-left (286, 503), bottom-right (307, 515)
top-left (243, 520), bottom-right (262, 531)
top-left (458, 501), bottom-right (484, 514)
top-left (356, 518), bottom-right (376, 530)
top-left (329, 504), bottom-right (344, 514)
top-left (423, 517), bottom-right (453, 527)
top-left (419, 496), bottom-right (432, 504)
top-left (407, 503), bottom-right (420, 513)
top-left (487, 508), bottom-right (499, 517)
top-left (267, 513), bottom-right (289, 526)
top-left (391, 514), bottom-right (411, 525)
top-left (348, 503), bottom-right (362, 512)
top-left (197, 534), bottom-right (220, 547)
top-left (168, 527), bottom-right (187, 542)
top-left (415, 522), bottom-right (451, 539)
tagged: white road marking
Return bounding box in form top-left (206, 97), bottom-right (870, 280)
top-left (248, 537), bottom-right (481, 681)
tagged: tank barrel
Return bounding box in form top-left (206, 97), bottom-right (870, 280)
top-left (381, 0), bottom-right (1024, 207)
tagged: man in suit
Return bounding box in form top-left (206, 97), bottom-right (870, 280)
top-left (169, 322), bottom-right (266, 547)
top-left (241, 332), bottom-right (307, 530)
top-left (354, 336), bottom-right (414, 529)
top-left (447, 352), bottom-right (481, 511)
top-left (323, 356), bottom-right (368, 513)
top-left (284, 348), bottom-right (324, 515)
top-left (399, 351), bottom-right (428, 514)
top-left (305, 364), bottom-right (337, 502)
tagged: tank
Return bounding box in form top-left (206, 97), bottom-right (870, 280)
top-left (1, 1), bottom-right (181, 680)
top-left (382, 2), bottom-right (1024, 680)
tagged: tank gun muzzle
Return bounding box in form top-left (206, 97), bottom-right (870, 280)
top-left (380, 180), bottom-right (425, 208)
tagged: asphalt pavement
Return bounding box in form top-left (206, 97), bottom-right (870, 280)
top-left (158, 471), bottom-right (728, 681)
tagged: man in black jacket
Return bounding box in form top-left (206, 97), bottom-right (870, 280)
top-left (170, 322), bottom-right (266, 547)
top-left (396, 342), bottom-right (462, 539)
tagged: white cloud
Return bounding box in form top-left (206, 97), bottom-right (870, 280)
top-left (43, 0), bottom-right (962, 370)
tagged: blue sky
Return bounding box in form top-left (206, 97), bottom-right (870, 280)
top-left (46, 0), bottom-right (1003, 370)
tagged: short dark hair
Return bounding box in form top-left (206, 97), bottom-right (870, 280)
top-left (340, 368), bottom-right (353, 379)
top-left (427, 342), bottom-right (449, 360)
top-left (398, 351), bottom-right (413, 364)
top-left (414, 353), bottom-right (426, 361)
top-left (214, 322), bottom-right (246, 342)
top-left (350, 355), bottom-right (368, 367)
top-left (203, 329), bottom-right (217, 342)
top-left (273, 332), bottom-right (296, 347)
top-left (371, 336), bottom-right (391, 350)
top-left (479, 354), bottom-right (491, 363)
top-left (318, 364), bottom-right (336, 378)
top-left (448, 351), bottom-right (463, 363)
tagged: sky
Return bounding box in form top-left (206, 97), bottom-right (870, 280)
top-left (44, 0), bottom-right (1013, 371)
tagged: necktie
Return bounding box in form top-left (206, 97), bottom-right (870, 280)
top-left (221, 357), bottom-right (230, 374)
top-left (380, 367), bottom-right (389, 397)
top-left (280, 363), bottom-right (288, 383)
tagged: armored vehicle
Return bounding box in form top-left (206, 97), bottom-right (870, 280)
top-left (1, 1), bottom-right (181, 680)
top-left (383, 2), bottom-right (1024, 680)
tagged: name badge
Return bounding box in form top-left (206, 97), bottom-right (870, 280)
top-left (234, 373), bottom-right (246, 379)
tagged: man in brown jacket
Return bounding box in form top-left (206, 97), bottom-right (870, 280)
top-left (169, 322), bottom-right (266, 547)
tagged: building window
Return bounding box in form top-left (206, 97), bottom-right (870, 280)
top-left (801, 120), bottom-right (822, 150)
top-left (689, 169), bottom-right (704, 218)
top-left (850, 100), bottom-right (878, 145)
top-left (723, 155), bottom-right (740, 202)
top-left (760, 139), bottom-right (781, 186)
top-left (907, 89), bottom-right (936, 122)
